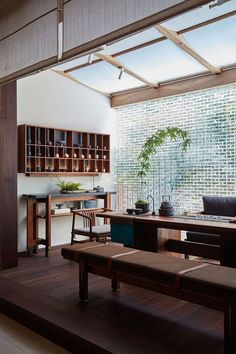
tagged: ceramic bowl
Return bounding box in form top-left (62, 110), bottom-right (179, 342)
top-left (134, 208), bottom-right (143, 215)
top-left (126, 208), bottom-right (134, 215)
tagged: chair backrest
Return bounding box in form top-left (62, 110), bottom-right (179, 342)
top-left (203, 196), bottom-right (236, 216)
top-left (72, 208), bottom-right (105, 227)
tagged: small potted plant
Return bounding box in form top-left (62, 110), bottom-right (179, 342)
top-left (57, 179), bottom-right (85, 194)
top-left (135, 199), bottom-right (150, 213)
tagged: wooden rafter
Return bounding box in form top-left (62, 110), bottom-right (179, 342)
top-left (111, 66), bottom-right (236, 107)
top-left (154, 24), bottom-right (221, 74)
top-left (95, 52), bottom-right (159, 88)
top-left (52, 70), bottom-right (111, 98)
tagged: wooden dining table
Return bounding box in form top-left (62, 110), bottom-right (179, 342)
top-left (97, 211), bottom-right (236, 267)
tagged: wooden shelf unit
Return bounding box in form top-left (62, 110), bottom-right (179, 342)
top-left (18, 125), bottom-right (110, 176)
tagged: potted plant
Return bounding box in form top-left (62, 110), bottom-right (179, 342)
top-left (135, 199), bottom-right (150, 213)
top-left (57, 179), bottom-right (85, 194)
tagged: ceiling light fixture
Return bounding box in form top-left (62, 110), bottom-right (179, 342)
top-left (209, 0), bottom-right (230, 9)
top-left (118, 67), bottom-right (125, 80)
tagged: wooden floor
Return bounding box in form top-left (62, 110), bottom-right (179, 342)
top-left (0, 245), bottom-right (224, 354)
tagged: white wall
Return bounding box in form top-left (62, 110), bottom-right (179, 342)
top-left (17, 70), bottom-right (116, 252)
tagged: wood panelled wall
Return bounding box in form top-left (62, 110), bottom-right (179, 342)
top-left (0, 81), bottom-right (17, 269)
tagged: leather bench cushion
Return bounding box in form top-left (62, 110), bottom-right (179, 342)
top-left (62, 243), bottom-right (236, 299)
top-left (182, 264), bottom-right (236, 297)
top-left (62, 244), bottom-right (204, 286)
top-left (112, 251), bottom-right (204, 286)
top-left (186, 231), bottom-right (220, 245)
top-left (62, 243), bottom-right (136, 266)
top-left (203, 196), bottom-right (236, 216)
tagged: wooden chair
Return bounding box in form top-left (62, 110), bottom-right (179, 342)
top-left (71, 208), bottom-right (111, 244)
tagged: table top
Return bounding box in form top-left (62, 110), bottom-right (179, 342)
top-left (97, 211), bottom-right (236, 234)
top-left (22, 191), bottom-right (116, 199)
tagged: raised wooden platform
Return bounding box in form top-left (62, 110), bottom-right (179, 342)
top-left (0, 245), bottom-right (224, 354)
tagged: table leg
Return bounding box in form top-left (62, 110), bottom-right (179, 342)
top-left (45, 195), bottom-right (52, 257)
top-left (27, 197), bottom-right (38, 256)
top-left (133, 222), bottom-right (158, 252)
top-left (221, 234), bottom-right (236, 268)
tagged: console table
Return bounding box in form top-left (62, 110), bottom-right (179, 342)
top-left (22, 192), bottom-right (115, 256)
top-left (97, 211), bottom-right (236, 268)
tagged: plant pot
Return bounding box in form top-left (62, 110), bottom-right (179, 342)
top-left (84, 200), bottom-right (97, 208)
top-left (135, 203), bottom-right (149, 213)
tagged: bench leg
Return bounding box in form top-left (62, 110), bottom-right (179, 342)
top-left (79, 258), bottom-right (88, 302)
top-left (111, 276), bottom-right (120, 292)
top-left (225, 298), bottom-right (236, 354)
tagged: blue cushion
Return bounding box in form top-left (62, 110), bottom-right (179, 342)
top-left (203, 196), bottom-right (236, 217)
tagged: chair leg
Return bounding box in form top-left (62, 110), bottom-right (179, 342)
top-left (71, 232), bottom-right (74, 245)
top-left (71, 213), bottom-right (76, 245)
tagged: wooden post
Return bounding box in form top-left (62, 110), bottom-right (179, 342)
top-left (0, 81), bottom-right (17, 269)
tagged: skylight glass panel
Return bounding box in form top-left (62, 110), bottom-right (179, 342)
top-left (70, 61), bottom-right (144, 94)
top-left (183, 16), bottom-right (236, 66)
top-left (54, 55), bottom-right (90, 71)
top-left (118, 40), bottom-right (207, 83)
top-left (162, 0), bottom-right (236, 31)
top-left (104, 28), bottom-right (162, 55)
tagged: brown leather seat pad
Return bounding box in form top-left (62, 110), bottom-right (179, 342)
top-left (62, 243), bottom-right (205, 286)
top-left (112, 252), bottom-right (204, 286)
top-left (62, 243), bottom-right (236, 297)
top-left (62, 243), bottom-right (137, 267)
top-left (181, 264), bottom-right (236, 297)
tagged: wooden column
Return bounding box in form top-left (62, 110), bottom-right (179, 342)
top-left (0, 81), bottom-right (17, 269)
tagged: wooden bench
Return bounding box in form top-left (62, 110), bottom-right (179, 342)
top-left (61, 243), bottom-right (236, 354)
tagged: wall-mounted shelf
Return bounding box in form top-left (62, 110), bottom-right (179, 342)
top-left (18, 125), bottom-right (110, 176)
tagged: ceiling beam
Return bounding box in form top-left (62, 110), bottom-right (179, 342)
top-left (52, 69), bottom-right (111, 98)
top-left (154, 24), bottom-right (222, 74)
top-left (111, 66), bottom-right (236, 107)
top-left (64, 10), bottom-right (235, 74)
top-left (95, 52), bottom-right (159, 88)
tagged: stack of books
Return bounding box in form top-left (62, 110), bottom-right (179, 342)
top-left (51, 208), bottom-right (71, 215)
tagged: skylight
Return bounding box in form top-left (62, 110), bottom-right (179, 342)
top-left (54, 0), bottom-right (236, 96)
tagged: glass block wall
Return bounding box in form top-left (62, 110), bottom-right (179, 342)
top-left (115, 83), bottom-right (236, 214)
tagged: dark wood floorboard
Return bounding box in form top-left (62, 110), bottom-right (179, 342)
top-left (0, 245), bottom-right (224, 354)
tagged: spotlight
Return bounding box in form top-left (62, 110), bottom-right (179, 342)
top-left (88, 53), bottom-right (94, 64)
top-left (118, 67), bottom-right (125, 80)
